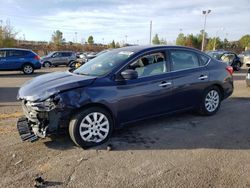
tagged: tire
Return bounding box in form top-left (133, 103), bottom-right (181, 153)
top-left (198, 86), bottom-right (221, 116)
top-left (69, 107), bottom-right (113, 148)
top-left (43, 61), bottom-right (51, 68)
top-left (68, 61), bottom-right (75, 67)
top-left (68, 61), bottom-right (76, 68)
top-left (234, 61), bottom-right (241, 71)
top-left (22, 64), bottom-right (34, 75)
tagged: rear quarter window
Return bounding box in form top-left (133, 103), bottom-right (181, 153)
top-left (199, 54), bottom-right (210, 66)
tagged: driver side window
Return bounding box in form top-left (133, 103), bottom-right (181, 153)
top-left (128, 52), bottom-right (167, 78)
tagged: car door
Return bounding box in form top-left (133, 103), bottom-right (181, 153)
top-left (115, 50), bottom-right (173, 123)
top-left (4, 50), bottom-right (26, 69)
top-left (61, 52), bottom-right (70, 65)
top-left (51, 52), bottom-right (62, 65)
top-left (168, 49), bottom-right (210, 110)
top-left (0, 50), bottom-right (7, 70)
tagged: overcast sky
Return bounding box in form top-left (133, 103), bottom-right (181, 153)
top-left (0, 0), bottom-right (249, 44)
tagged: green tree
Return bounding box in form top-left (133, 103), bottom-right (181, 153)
top-left (176, 33), bottom-right (186, 46)
top-left (115, 42), bottom-right (120, 48)
top-left (206, 37), bottom-right (222, 51)
top-left (152, 34), bottom-right (160, 44)
top-left (110, 40), bottom-right (116, 48)
top-left (0, 20), bottom-right (17, 47)
top-left (239, 35), bottom-right (250, 49)
top-left (87, 35), bottom-right (94, 45)
top-left (160, 38), bottom-right (167, 45)
top-left (51, 30), bottom-right (63, 46)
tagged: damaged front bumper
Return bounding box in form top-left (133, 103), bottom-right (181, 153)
top-left (17, 117), bottom-right (39, 142)
top-left (17, 98), bottom-right (64, 142)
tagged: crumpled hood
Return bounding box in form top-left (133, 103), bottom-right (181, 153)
top-left (17, 71), bottom-right (96, 102)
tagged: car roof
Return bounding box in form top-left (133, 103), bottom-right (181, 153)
top-left (110, 45), bottom-right (202, 54)
top-left (0, 48), bottom-right (32, 51)
top-left (53, 51), bottom-right (74, 53)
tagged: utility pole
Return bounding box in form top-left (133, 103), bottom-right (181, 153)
top-left (149, 20), bottom-right (152, 45)
top-left (125, 35), bottom-right (128, 44)
top-left (75, 32), bottom-right (78, 43)
top-left (201, 10), bottom-right (211, 51)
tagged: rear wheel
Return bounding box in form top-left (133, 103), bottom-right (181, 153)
top-left (198, 86), bottom-right (221, 116)
top-left (22, 64), bottom-right (34, 74)
top-left (69, 107), bottom-right (113, 148)
top-left (43, 61), bottom-right (51, 68)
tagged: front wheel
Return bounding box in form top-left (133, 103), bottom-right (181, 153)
top-left (69, 107), bottom-right (113, 148)
top-left (198, 86), bottom-right (221, 116)
top-left (22, 64), bottom-right (34, 74)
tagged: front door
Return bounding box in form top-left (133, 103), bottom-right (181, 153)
top-left (116, 51), bottom-right (173, 124)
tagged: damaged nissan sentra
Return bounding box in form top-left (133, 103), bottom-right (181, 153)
top-left (17, 45), bottom-right (234, 148)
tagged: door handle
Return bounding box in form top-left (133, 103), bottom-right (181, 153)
top-left (159, 81), bottom-right (172, 87)
top-left (198, 75), bottom-right (208, 80)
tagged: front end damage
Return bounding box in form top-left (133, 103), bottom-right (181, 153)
top-left (16, 71), bottom-right (96, 142)
top-left (17, 97), bottom-right (63, 142)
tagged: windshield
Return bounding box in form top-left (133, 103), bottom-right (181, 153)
top-left (73, 50), bottom-right (134, 76)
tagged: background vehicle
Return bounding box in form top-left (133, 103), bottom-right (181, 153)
top-left (0, 48), bottom-right (41, 74)
top-left (240, 50), bottom-right (250, 67)
top-left (86, 50), bottom-right (110, 60)
top-left (206, 50), bottom-right (242, 70)
top-left (17, 46), bottom-right (233, 148)
top-left (246, 68), bottom-right (250, 87)
top-left (41, 51), bottom-right (76, 67)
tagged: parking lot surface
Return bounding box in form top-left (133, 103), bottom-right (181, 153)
top-left (0, 67), bottom-right (250, 187)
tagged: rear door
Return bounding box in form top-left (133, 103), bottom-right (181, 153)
top-left (7, 50), bottom-right (28, 69)
top-left (61, 52), bottom-right (71, 65)
top-left (168, 49), bottom-right (211, 110)
top-left (0, 50), bottom-right (27, 70)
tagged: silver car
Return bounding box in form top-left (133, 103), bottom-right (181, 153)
top-left (41, 51), bottom-right (76, 67)
top-left (240, 50), bottom-right (250, 67)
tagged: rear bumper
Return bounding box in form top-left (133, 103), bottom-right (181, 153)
top-left (222, 80), bottom-right (234, 100)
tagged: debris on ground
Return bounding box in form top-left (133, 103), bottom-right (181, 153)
top-left (14, 159), bottom-right (22, 165)
top-left (107, 144), bottom-right (112, 151)
top-left (34, 176), bottom-right (45, 187)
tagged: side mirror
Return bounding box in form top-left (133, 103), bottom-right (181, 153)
top-left (121, 69), bottom-right (138, 80)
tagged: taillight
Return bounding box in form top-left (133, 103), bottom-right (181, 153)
top-left (34, 55), bottom-right (40, 60)
top-left (226, 66), bottom-right (233, 75)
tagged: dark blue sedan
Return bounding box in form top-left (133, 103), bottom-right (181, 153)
top-left (0, 48), bottom-right (41, 74)
top-left (17, 46), bottom-right (233, 147)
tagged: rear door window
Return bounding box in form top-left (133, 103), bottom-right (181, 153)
top-left (170, 50), bottom-right (199, 71)
top-left (199, 54), bottom-right (210, 66)
top-left (7, 50), bottom-right (28, 57)
top-left (62, 52), bottom-right (72, 57)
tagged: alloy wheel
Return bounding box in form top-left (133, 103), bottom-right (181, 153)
top-left (23, 65), bottom-right (33, 74)
top-left (79, 112), bottom-right (109, 143)
top-left (205, 90), bottom-right (220, 112)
